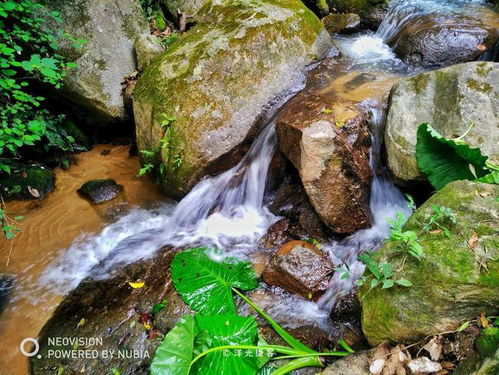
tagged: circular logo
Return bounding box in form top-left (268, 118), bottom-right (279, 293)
top-left (19, 337), bottom-right (39, 357)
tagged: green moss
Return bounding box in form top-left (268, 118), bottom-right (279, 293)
top-left (476, 62), bottom-right (494, 77)
top-left (410, 72), bottom-right (431, 94)
top-left (329, 0), bottom-right (387, 15)
top-left (360, 181), bottom-right (499, 345)
top-left (466, 78), bottom-right (493, 94)
top-left (477, 327), bottom-right (499, 359)
top-left (0, 166), bottom-right (55, 200)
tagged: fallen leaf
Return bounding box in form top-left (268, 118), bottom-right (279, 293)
top-left (479, 312), bottom-right (489, 328)
top-left (128, 281), bottom-right (145, 289)
top-left (468, 232), bottom-right (479, 249)
top-left (476, 44), bottom-right (487, 51)
top-left (456, 321), bottom-right (470, 332)
top-left (429, 229), bottom-right (442, 235)
top-left (407, 357), bottom-right (442, 374)
top-left (76, 318), bottom-right (86, 329)
top-left (436, 370), bottom-right (449, 375)
top-left (441, 362), bottom-right (454, 369)
top-left (27, 186), bottom-right (40, 198)
top-left (369, 358), bottom-right (386, 374)
top-left (422, 337), bottom-right (442, 361)
top-left (148, 329), bottom-right (158, 339)
top-left (138, 313), bottom-right (150, 324)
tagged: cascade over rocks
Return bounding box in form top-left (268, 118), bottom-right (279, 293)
top-left (276, 58), bottom-right (390, 234)
top-left (42, 0), bottom-right (149, 125)
top-left (387, 13), bottom-right (499, 69)
top-left (133, 0), bottom-right (332, 198)
top-left (360, 181), bottom-right (499, 345)
top-left (385, 61), bottom-right (499, 185)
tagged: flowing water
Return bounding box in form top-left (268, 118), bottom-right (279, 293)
top-left (1, 0), bottom-right (497, 373)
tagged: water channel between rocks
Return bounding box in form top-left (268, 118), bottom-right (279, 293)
top-left (0, 1), bottom-right (497, 374)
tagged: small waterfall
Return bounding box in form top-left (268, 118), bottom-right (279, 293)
top-left (39, 122), bottom-right (281, 292)
top-left (317, 100), bottom-right (411, 311)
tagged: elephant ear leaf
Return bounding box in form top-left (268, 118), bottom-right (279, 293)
top-left (150, 315), bottom-right (197, 375)
top-left (416, 123), bottom-right (495, 190)
top-left (151, 314), bottom-right (261, 375)
top-left (171, 247), bottom-right (258, 315)
top-left (192, 315), bottom-right (260, 375)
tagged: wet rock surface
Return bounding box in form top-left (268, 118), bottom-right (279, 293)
top-left (42, 0), bottom-right (149, 124)
top-left (0, 166), bottom-right (55, 200)
top-left (327, 0), bottom-right (389, 29)
top-left (133, 0), bottom-right (332, 197)
top-left (77, 179), bottom-right (124, 204)
top-left (388, 13), bottom-right (499, 69)
top-left (360, 181), bottom-right (499, 345)
top-left (322, 13), bottom-right (361, 34)
top-left (276, 58), bottom-right (373, 234)
top-left (385, 61), bottom-right (499, 185)
top-left (263, 240), bottom-right (334, 299)
top-left (29, 247), bottom-right (180, 375)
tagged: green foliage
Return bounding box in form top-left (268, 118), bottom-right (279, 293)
top-left (152, 247), bottom-right (352, 375)
top-left (0, 0), bottom-right (82, 174)
top-left (416, 123), bottom-right (499, 190)
top-left (152, 299), bottom-right (169, 314)
top-left (0, 208), bottom-right (22, 239)
top-left (421, 205), bottom-right (456, 237)
top-left (171, 248), bottom-right (258, 315)
top-left (137, 162), bottom-right (153, 177)
top-left (304, 238), bottom-right (323, 250)
top-left (387, 212), bottom-right (423, 260)
top-left (356, 252), bottom-right (412, 292)
top-left (160, 32), bottom-right (179, 48)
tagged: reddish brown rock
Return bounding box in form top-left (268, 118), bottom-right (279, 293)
top-left (276, 76), bottom-right (372, 234)
top-left (263, 240), bottom-right (334, 299)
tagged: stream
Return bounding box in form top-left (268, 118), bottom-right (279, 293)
top-left (0, 0), bottom-right (497, 374)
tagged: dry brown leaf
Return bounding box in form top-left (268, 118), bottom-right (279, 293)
top-left (468, 232), bottom-right (479, 249)
top-left (27, 185), bottom-right (40, 198)
top-left (422, 337), bottom-right (442, 361)
top-left (476, 44), bottom-right (487, 51)
top-left (436, 370), bottom-right (449, 375)
top-left (441, 362), bottom-right (454, 369)
top-left (429, 229), bottom-right (443, 235)
top-left (480, 312), bottom-right (490, 328)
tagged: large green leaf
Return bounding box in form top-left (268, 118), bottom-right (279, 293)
top-left (171, 248), bottom-right (258, 315)
top-left (151, 315), bottom-right (198, 375)
top-left (192, 315), bottom-right (260, 375)
top-left (151, 314), bottom-right (261, 375)
top-left (416, 123), bottom-right (494, 190)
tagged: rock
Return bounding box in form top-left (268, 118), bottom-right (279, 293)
top-left (275, 61), bottom-right (373, 234)
top-left (385, 61), bottom-right (499, 185)
top-left (160, 0), bottom-right (209, 24)
top-left (29, 247), bottom-right (180, 375)
top-left (407, 357), bottom-right (442, 374)
top-left (303, 0), bottom-right (330, 17)
top-left (0, 275), bottom-right (14, 317)
top-left (0, 166), bottom-right (55, 200)
top-left (453, 327), bottom-right (499, 375)
top-left (327, 0), bottom-right (388, 29)
top-left (42, 0), bottom-right (149, 125)
top-left (257, 218), bottom-right (294, 253)
top-left (321, 349), bottom-right (373, 375)
top-left (360, 181), bottom-right (499, 345)
top-left (77, 179), bottom-right (124, 204)
top-left (268, 174), bottom-right (331, 240)
top-left (133, 0), bottom-right (332, 197)
top-left (322, 13), bottom-right (361, 34)
top-left (263, 240), bottom-right (333, 299)
top-left (387, 13), bottom-right (499, 69)
top-left (135, 34), bottom-right (164, 70)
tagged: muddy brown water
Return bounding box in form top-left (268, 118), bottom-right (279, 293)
top-left (0, 145), bottom-right (165, 375)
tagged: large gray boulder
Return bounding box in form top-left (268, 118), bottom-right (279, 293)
top-left (133, 0), bottom-right (332, 197)
top-left (385, 62), bottom-right (499, 185)
top-left (387, 13), bottom-right (499, 69)
top-left (43, 0), bottom-right (149, 124)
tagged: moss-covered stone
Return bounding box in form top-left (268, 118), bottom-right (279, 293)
top-left (359, 181), bottom-right (499, 345)
top-left (385, 62), bottom-right (499, 185)
top-left (42, 0), bottom-right (149, 125)
top-left (0, 166), bottom-right (55, 200)
top-left (133, 0), bottom-right (332, 197)
top-left (328, 0), bottom-right (388, 28)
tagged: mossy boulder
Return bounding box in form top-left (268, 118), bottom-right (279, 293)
top-left (303, 0), bottom-right (330, 17)
top-left (135, 34), bottom-right (165, 70)
top-left (454, 327), bottom-right (499, 375)
top-left (42, 0), bottom-right (149, 125)
top-left (327, 0), bottom-right (388, 29)
top-left (133, 0), bottom-right (332, 197)
top-left (359, 181), bottom-right (499, 345)
top-left (0, 166), bottom-right (55, 200)
top-left (161, 0), bottom-right (209, 22)
top-left (385, 62), bottom-right (499, 186)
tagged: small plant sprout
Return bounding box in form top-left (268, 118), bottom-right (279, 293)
top-left (387, 213), bottom-right (423, 261)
